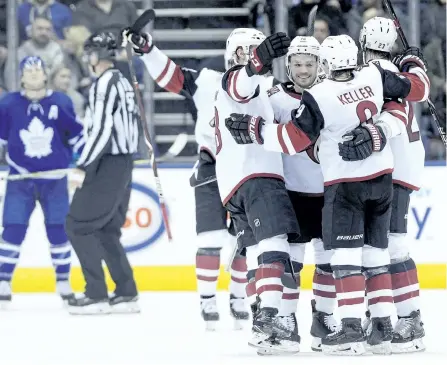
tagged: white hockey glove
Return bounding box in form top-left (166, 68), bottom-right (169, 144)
top-left (121, 28), bottom-right (153, 54)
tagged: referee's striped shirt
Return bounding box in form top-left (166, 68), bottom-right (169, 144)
top-left (77, 69), bottom-right (139, 169)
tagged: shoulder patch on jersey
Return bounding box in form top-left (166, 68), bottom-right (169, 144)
top-left (267, 85), bottom-right (281, 97)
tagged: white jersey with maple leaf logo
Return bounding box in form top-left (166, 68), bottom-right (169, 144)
top-left (268, 82), bottom-right (324, 194)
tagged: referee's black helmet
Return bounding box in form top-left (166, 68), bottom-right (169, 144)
top-left (84, 31), bottom-right (118, 61)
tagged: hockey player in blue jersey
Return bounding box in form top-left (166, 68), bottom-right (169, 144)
top-left (0, 56), bottom-right (84, 307)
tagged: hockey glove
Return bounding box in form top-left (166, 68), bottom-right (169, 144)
top-left (392, 47), bottom-right (428, 73)
top-left (225, 113), bottom-right (265, 145)
top-left (246, 32), bottom-right (291, 76)
top-left (338, 123), bottom-right (387, 161)
top-left (121, 28), bottom-right (153, 54)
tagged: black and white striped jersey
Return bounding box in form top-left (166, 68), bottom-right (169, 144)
top-left (77, 68), bottom-right (139, 169)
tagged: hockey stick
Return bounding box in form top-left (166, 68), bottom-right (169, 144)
top-left (306, 5), bottom-right (318, 36)
top-left (124, 12), bottom-right (173, 241)
top-left (382, 0), bottom-right (446, 145)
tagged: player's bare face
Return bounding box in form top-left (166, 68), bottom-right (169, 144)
top-left (22, 66), bottom-right (46, 90)
top-left (236, 44), bottom-right (258, 65)
top-left (289, 54), bottom-right (318, 89)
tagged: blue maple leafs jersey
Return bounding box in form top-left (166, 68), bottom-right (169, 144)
top-left (0, 90), bottom-right (84, 175)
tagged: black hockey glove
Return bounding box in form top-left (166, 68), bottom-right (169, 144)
top-left (121, 28), bottom-right (153, 55)
top-left (392, 46), bottom-right (428, 73)
top-left (246, 32), bottom-right (291, 76)
top-left (225, 113), bottom-right (265, 145)
top-left (338, 123), bottom-right (387, 162)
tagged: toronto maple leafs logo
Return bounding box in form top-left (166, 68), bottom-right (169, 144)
top-left (19, 117), bottom-right (54, 158)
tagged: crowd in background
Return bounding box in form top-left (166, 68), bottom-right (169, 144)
top-left (0, 0), bottom-right (445, 161)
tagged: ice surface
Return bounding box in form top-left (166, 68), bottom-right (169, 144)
top-left (0, 291), bottom-right (446, 365)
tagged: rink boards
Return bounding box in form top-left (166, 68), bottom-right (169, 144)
top-left (0, 164), bottom-right (446, 292)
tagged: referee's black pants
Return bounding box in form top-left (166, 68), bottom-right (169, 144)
top-left (65, 154), bottom-right (138, 300)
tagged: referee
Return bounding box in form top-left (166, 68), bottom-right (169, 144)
top-left (66, 32), bottom-right (139, 314)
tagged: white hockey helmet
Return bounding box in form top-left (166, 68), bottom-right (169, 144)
top-left (320, 35), bottom-right (358, 73)
top-left (360, 17), bottom-right (397, 54)
top-left (225, 28), bottom-right (266, 69)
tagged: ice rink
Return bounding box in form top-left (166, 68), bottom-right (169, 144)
top-left (0, 290), bottom-right (446, 365)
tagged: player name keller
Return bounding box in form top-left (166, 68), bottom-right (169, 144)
top-left (337, 86), bottom-right (374, 105)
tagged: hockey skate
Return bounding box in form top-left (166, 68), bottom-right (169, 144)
top-left (365, 316), bottom-right (393, 354)
top-left (67, 294), bottom-right (111, 315)
top-left (200, 296), bottom-right (219, 331)
top-left (321, 318), bottom-right (366, 355)
top-left (109, 294), bottom-right (141, 314)
top-left (56, 281), bottom-right (75, 306)
top-left (362, 310), bottom-right (372, 332)
top-left (0, 281), bottom-right (12, 310)
top-left (257, 313), bottom-right (301, 356)
top-left (310, 299), bottom-right (338, 352)
top-left (391, 310), bottom-right (425, 353)
top-left (229, 294), bottom-right (249, 330)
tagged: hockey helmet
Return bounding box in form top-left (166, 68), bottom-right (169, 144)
top-left (360, 17), bottom-right (397, 55)
top-left (83, 31), bottom-right (118, 65)
top-left (285, 36), bottom-right (320, 85)
top-left (225, 28), bottom-right (266, 69)
top-left (20, 56), bottom-right (47, 89)
top-left (320, 35), bottom-right (358, 74)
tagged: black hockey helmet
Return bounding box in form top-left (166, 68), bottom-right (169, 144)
top-left (83, 31), bottom-right (118, 62)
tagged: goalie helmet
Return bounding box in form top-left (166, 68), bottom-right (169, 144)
top-left (360, 17), bottom-right (397, 54)
top-left (320, 35), bottom-right (358, 73)
top-left (285, 36), bottom-right (320, 82)
top-left (84, 31), bottom-right (117, 64)
top-left (225, 28), bottom-right (266, 69)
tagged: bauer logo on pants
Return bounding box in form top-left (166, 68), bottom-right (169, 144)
top-left (121, 182), bottom-right (166, 253)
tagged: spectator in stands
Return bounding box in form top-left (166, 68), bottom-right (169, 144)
top-left (16, 16), bottom-right (65, 77)
top-left (289, 0), bottom-right (347, 37)
top-left (420, 0), bottom-right (446, 48)
top-left (313, 15), bottom-right (331, 43)
top-left (73, 0), bottom-right (138, 37)
top-left (18, 1), bottom-right (73, 43)
top-left (49, 64), bottom-right (85, 118)
top-left (0, 0), bottom-right (6, 93)
top-left (63, 24), bottom-right (91, 94)
top-left (346, 0), bottom-right (409, 44)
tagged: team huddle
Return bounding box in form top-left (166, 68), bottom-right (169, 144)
top-left (123, 16), bottom-right (428, 356)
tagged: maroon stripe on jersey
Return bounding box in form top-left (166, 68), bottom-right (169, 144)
top-left (155, 59), bottom-right (172, 83)
top-left (335, 275), bottom-right (365, 293)
top-left (313, 272), bottom-right (335, 286)
top-left (324, 168), bottom-right (393, 186)
top-left (368, 296), bottom-right (393, 306)
top-left (393, 290), bottom-right (420, 303)
top-left (231, 276), bottom-right (247, 284)
top-left (226, 70), bottom-right (250, 103)
top-left (277, 125), bottom-right (289, 153)
top-left (197, 275), bottom-right (218, 282)
top-left (366, 273), bottom-right (392, 293)
top-left (164, 65), bottom-right (185, 94)
top-left (283, 292), bottom-right (300, 300)
top-left (232, 69), bottom-right (250, 102)
top-left (285, 123), bottom-right (312, 153)
top-left (338, 297), bottom-right (364, 306)
top-left (231, 257), bottom-right (247, 272)
top-left (401, 73), bottom-right (428, 102)
top-left (222, 173), bottom-right (284, 205)
top-left (196, 255), bottom-right (220, 270)
top-left (257, 284), bottom-right (283, 295)
top-left (391, 269), bottom-right (419, 290)
top-left (383, 101), bottom-right (408, 125)
top-left (313, 289), bottom-right (336, 299)
top-left (392, 179), bottom-right (420, 191)
top-left (246, 280), bottom-right (257, 297)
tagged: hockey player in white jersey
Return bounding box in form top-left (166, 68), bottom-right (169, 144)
top-left (121, 28), bottom-right (251, 330)
top-left (215, 28), bottom-right (302, 353)
top-left (349, 17), bottom-right (426, 353)
top-left (264, 36), bottom-right (337, 353)
top-left (225, 34), bottom-right (430, 355)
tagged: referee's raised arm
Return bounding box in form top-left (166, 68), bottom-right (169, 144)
top-left (76, 71), bottom-right (117, 169)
